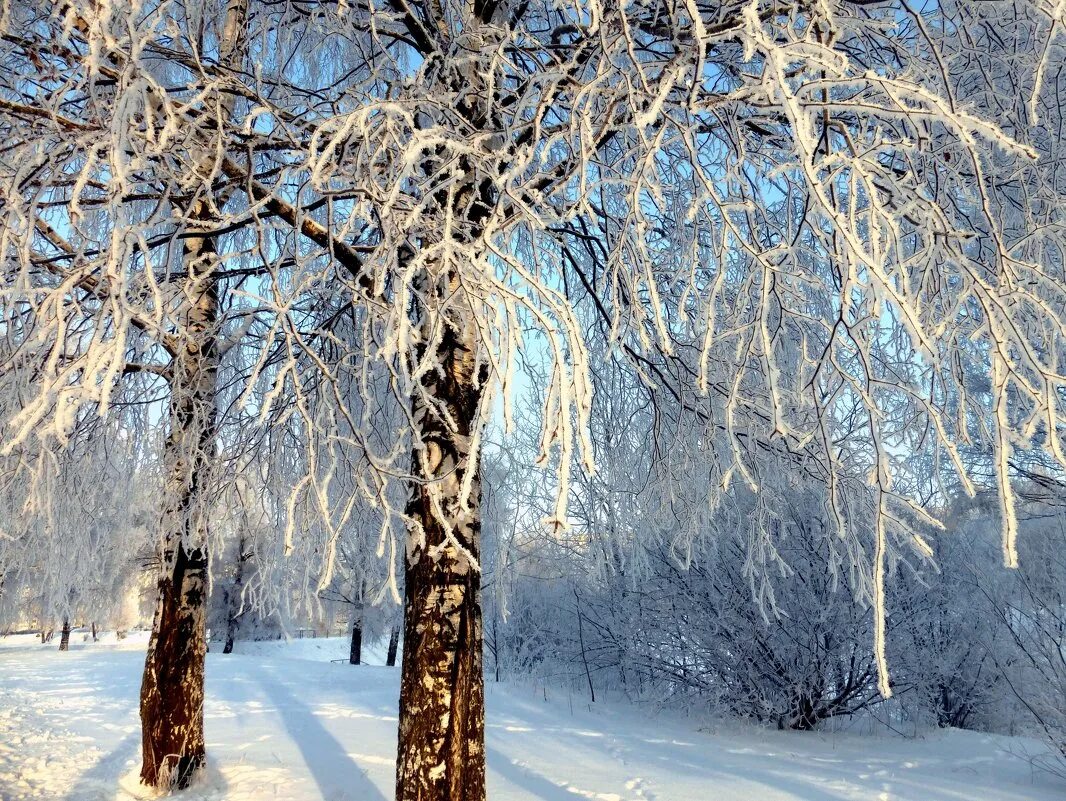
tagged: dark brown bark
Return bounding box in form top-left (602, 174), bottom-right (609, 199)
top-left (139, 201), bottom-right (220, 792)
top-left (349, 611), bottom-right (363, 665)
top-left (138, 1), bottom-right (246, 784)
top-left (140, 543), bottom-right (208, 788)
top-left (58, 619), bottom-right (70, 652)
top-left (223, 533), bottom-right (248, 654)
top-left (397, 504), bottom-right (484, 801)
top-left (139, 374), bottom-right (215, 789)
top-left (395, 12), bottom-right (499, 798)
top-left (783, 694), bottom-right (820, 731)
top-left (386, 625), bottom-right (400, 667)
top-left (396, 320), bottom-right (487, 801)
top-left (91, 622), bottom-right (97, 642)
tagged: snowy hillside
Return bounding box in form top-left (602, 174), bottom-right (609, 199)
top-left (0, 635), bottom-right (1060, 801)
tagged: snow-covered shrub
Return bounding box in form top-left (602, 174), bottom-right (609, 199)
top-left (1000, 499), bottom-right (1066, 775)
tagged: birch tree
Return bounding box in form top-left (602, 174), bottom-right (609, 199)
top-left (0, 0), bottom-right (255, 789)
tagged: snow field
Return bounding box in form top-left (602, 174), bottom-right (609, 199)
top-left (0, 634), bottom-right (1061, 801)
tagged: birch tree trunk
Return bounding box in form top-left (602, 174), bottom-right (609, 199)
top-left (58, 619), bottom-right (70, 652)
top-left (137, 2), bottom-right (247, 788)
top-left (397, 316), bottom-right (487, 801)
top-left (138, 232), bottom-right (219, 790)
top-left (393, 12), bottom-right (502, 797)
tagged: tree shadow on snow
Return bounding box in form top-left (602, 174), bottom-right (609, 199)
top-left (487, 747), bottom-right (596, 801)
top-left (488, 734), bottom-right (853, 801)
top-left (63, 729), bottom-right (140, 801)
top-left (256, 669), bottom-right (388, 801)
top-left (63, 729), bottom-right (231, 801)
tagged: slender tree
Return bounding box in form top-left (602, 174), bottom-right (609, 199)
top-left (0, 0), bottom-right (253, 789)
top-left (135, 1), bottom-right (250, 787)
top-left (386, 626), bottom-right (400, 668)
top-left (58, 618), bottom-right (70, 652)
top-left (221, 531), bottom-right (250, 655)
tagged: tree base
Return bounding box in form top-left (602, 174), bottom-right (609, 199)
top-left (141, 753), bottom-right (205, 791)
top-left (139, 543), bottom-right (208, 792)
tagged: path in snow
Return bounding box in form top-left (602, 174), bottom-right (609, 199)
top-left (0, 633), bottom-right (1061, 801)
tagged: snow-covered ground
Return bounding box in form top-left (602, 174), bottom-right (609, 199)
top-left (0, 633), bottom-right (1061, 801)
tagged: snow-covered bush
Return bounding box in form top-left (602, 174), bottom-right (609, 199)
top-left (1000, 495), bottom-right (1066, 774)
